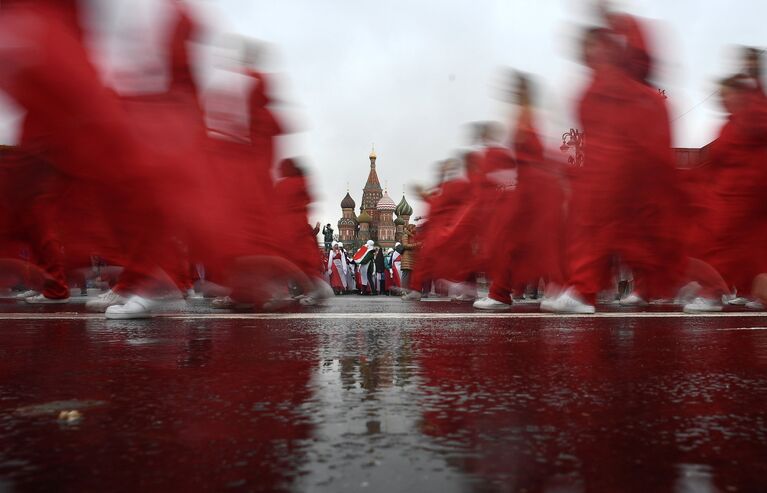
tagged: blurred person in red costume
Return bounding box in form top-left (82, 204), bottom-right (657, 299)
top-left (402, 156), bottom-right (475, 300)
top-left (0, 0), bottom-right (182, 315)
top-left (544, 21), bottom-right (678, 314)
top-left (687, 66), bottom-right (767, 312)
top-left (474, 72), bottom-right (566, 311)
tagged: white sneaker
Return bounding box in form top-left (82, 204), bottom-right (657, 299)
top-left (309, 279), bottom-right (334, 302)
top-left (105, 296), bottom-right (155, 320)
top-left (472, 296), bottom-right (511, 311)
top-left (401, 290), bottom-right (422, 301)
top-left (539, 297), bottom-right (554, 311)
top-left (24, 294), bottom-right (70, 304)
top-left (745, 300), bottom-right (765, 310)
top-left (86, 289), bottom-right (127, 312)
top-left (295, 279), bottom-right (334, 307)
top-left (15, 289), bottom-right (40, 301)
top-left (15, 290), bottom-right (39, 300)
top-left (683, 297), bottom-right (723, 313)
top-left (211, 296), bottom-right (235, 309)
top-left (619, 292), bottom-right (648, 307)
top-left (542, 289), bottom-right (595, 314)
top-left (452, 293), bottom-right (477, 303)
top-left (724, 295), bottom-right (749, 306)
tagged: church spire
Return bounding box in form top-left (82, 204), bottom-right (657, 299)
top-left (361, 145), bottom-right (383, 217)
top-left (363, 146), bottom-right (381, 191)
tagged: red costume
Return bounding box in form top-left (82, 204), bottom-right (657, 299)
top-left (408, 176), bottom-right (473, 291)
top-left (487, 108), bottom-right (565, 303)
top-left (327, 251), bottom-right (346, 291)
top-left (703, 87), bottom-right (767, 294)
top-left (273, 161), bottom-right (320, 280)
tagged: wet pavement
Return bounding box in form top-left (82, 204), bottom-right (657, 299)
top-left (2, 297), bottom-right (767, 492)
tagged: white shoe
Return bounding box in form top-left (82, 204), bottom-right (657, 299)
top-left (298, 280), bottom-right (334, 307)
top-left (683, 297), bottom-right (723, 313)
top-left (401, 290), bottom-right (422, 301)
top-left (724, 295), bottom-right (749, 306)
top-left (542, 289), bottom-right (595, 314)
top-left (211, 296), bottom-right (236, 309)
top-left (452, 293), bottom-right (477, 303)
top-left (539, 297), bottom-right (554, 311)
top-left (86, 289), bottom-right (127, 312)
top-left (619, 292), bottom-right (648, 307)
top-left (24, 294), bottom-right (70, 304)
top-left (472, 296), bottom-right (511, 311)
top-left (105, 296), bottom-right (155, 320)
top-left (745, 300), bottom-right (765, 310)
top-left (15, 290), bottom-right (39, 300)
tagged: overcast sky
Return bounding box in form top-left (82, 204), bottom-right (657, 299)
top-left (1, 0), bottom-right (765, 228)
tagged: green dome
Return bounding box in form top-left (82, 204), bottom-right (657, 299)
top-left (358, 211), bottom-right (372, 223)
top-left (395, 195), bottom-right (413, 217)
top-left (394, 216), bottom-right (406, 226)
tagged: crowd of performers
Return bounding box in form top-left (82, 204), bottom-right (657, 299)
top-left (325, 240), bottom-right (405, 296)
top-left (1, 1), bottom-right (766, 317)
top-left (0, 0), bottom-right (336, 318)
top-left (399, 12), bottom-right (767, 314)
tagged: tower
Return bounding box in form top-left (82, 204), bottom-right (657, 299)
top-left (338, 191), bottom-right (358, 248)
top-left (376, 191), bottom-right (396, 248)
top-left (394, 194), bottom-right (413, 243)
top-left (395, 194), bottom-right (413, 225)
top-left (360, 146), bottom-right (383, 241)
top-left (358, 210), bottom-right (372, 243)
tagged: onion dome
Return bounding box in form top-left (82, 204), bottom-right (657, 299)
top-left (341, 192), bottom-right (356, 209)
top-left (358, 211), bottom-right (372, 223)
top-left (395, 195), bottom-right (413, 217)
top-left (376, 192), bottom-right (396, 212)
top-left (394, 216), bottom-right (405, 226)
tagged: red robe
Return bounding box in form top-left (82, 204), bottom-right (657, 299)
top-left (409, 178), bottom-right (473, 288)
top-left (489, 108), bottom-right (566, 300)
top-left (567, 63), bottom-right (678, 303)
top-left (274, 175), bottom-right (320, 279)
top-left (327, 251), bottom-right (346, 290)
top-left (702, 89), bottom-right (767, 294)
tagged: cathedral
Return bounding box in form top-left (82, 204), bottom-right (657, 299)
top-left (337, 148), bottom-right (413, 251)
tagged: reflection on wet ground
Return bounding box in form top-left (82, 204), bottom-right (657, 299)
top-left (2, 298), bottom-right (767, 492)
